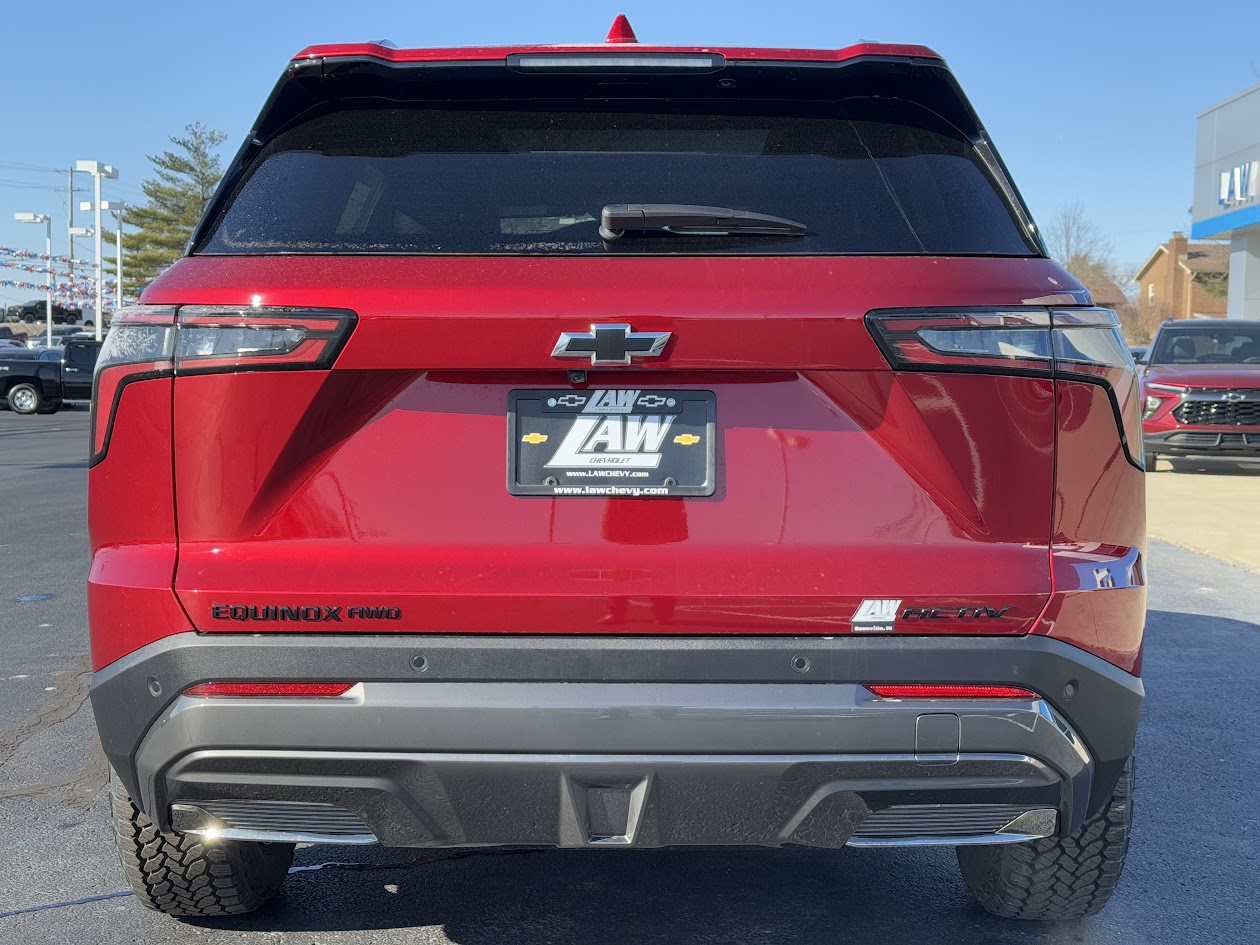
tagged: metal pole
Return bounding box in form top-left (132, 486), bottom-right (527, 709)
top-left (67, 167), bottom-right (75, 280)
top-left (94, 172), bottom-right (103, 342)
top-left (44, 218), bottom-right (53, 348)
top-left (115, 210), bottom-right (123, 310)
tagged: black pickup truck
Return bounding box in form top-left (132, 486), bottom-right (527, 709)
top-left (0, 338), bottom-right (100, 413)
top-left (4, 299), bottom-right (82, 324)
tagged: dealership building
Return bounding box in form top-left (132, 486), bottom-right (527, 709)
top-left (1192, 80), bottom-right (1260, 317)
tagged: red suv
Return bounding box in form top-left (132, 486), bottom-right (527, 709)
top-left (1141, 319), bottom-right (1260, 467)
top-left (89, 20), bottom-right (1145, 923)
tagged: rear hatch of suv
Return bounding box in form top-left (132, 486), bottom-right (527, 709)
top-left (139, 47), bottom-right (1078, 639)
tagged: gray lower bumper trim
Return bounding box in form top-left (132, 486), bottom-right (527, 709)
top-left (1144, 430), bottom-right (1260, 454)
top-left (92, 633), bottom-right (1142, 826)
top-left (156, 749), bottom-right (1063, 849)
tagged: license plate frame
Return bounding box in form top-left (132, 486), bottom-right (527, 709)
top-left (508, 388), bottom-right (716, 497)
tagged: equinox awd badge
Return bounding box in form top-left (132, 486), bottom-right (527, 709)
top-left (552, 323), bottom-right (671, 366)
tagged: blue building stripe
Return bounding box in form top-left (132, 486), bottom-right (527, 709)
top-left (1192, 202), bottom-right (1260, 238)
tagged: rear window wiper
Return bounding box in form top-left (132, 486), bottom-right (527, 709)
top-left (599, 204), bottom-right (807, 240)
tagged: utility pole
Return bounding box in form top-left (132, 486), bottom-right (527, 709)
top-left (94, 174), bottom-right (102, 338)
top-left (66, 167), bottom-right (75, 279)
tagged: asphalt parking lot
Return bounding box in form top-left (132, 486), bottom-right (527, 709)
top-left (2, 408), bottom-right (1258, 944)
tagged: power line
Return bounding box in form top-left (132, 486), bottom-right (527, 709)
top-left (0, 167), bottom-right (142, 199)
top-left (0, 179), bottom-right (92, 191)
top-left (0, 181), bottom-right (67, 191)
top-left (0, 160), bottom-right (65, 173)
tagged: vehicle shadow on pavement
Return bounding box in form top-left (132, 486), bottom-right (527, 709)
top-left (1164, 457), bottom-right (1260, 476)
top-left (197, 844), bottom-right (1018, 942)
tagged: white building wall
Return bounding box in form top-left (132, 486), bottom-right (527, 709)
top-left (1193, 81), bottom-right (1260, 319)
top-left (1229, 229), bottom-right (1260, 317)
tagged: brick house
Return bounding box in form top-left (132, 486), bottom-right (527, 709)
top-left (1134, 232), bottom-right (1229, 320)
top-left (1079, 277), bottom-right (1128, 311)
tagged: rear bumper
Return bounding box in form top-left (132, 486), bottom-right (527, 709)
top-left (1143, 427), bottom-right (1260, 457)
top-left (91, 634), bottom-right (1142, 850)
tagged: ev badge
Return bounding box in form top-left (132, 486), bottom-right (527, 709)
top-left (552, 323), bottom-right (671, 366)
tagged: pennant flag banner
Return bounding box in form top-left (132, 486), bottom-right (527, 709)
top-left (0, 261), bottom-right (116, 286)
top-left (0, 277), bottom-right (117, 298)
top-left (0, 246), bottom-right (97, 267)
top-left (0, 261), bottom-right (62, 277)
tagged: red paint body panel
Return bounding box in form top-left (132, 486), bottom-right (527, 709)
top-left (170, 367), bottom-right (1051, 636)
top-left (85, 46), bottom-right (1145, 678)
top-left (291, 41), bottom-right (943, 65)
top-left (143, 256), bottom-right (1073, 371)
top-left (1034, 381), bottom-right (1146, 673)
top-left (87, 379), bottom-right (193, 668)
top-left (150, 255), bottom-right (1061, 636)
top-left (86, 254), bottom-right (1149, 672)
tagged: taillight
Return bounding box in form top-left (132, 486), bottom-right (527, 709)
top-left (90, 307), bottom-right (177, 465)
top-left (176, 307), bottom-right (355, 373)
top-left (183, 681), bottom-right (356, 698)
top-left (867, 307), bottom-right (1143, 469)
top-left (90, 305), bottom-right (356, 465)
top-left (866, 309), bottom-right (1053, 373)
top-left (866, 684), bottom-right (1037, 699)
top-left (1050, 309), bottom-right (1143, 465)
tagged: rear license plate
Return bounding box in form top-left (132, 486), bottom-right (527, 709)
top-left (508, 389), bottom-right (716, 497)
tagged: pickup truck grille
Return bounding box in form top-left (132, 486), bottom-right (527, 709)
top-left (1174, 398), bottom-right (1260, 427)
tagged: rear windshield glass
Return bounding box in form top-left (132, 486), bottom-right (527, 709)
top-left (198, 101), bottom-right (1035, 257)
top-left (1151, 326), bottom-right (1260, 364)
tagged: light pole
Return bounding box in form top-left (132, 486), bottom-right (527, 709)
top-left (68, 229), bottom-right (93, 318)
top-left (14, 212), bottom-right (54, 348)
top-left (104, 201), bottom-right (126, 310)
top-left (75, 161), bottom-right (118, 341)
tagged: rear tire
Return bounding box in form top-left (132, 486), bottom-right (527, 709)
top-left (957, 757), bottom-right (1133, 920)
top-left (1144, 452), bottom-right (1159, 471)
top-left (110, 772), bottom-right (294, 918)
top-left (6, 382), bottom-right (43, 415)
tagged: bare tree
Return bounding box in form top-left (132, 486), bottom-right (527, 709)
top-left (1043, 201), bottom-right (1114, 271)
top-left (1042, 203), bottom-right (1149, 341)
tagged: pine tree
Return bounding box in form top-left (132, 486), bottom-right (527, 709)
top-left (107, 123), bottom-right (227, 297)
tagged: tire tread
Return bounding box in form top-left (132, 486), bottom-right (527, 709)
top-left (110, 774), bottom-right (293, 917)
top-left (957, 757), bottom-right (1133, 920)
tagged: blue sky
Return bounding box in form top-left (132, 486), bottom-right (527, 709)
top-left (2, 0), bottom-right (1259, 305)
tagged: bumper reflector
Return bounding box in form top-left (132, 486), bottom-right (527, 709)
top-left (866, 684), bottom-right (1036, 699)
top-left (183, 682), bottom-right (356, 698)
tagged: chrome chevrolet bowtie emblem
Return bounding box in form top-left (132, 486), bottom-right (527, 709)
top-left (1223, 391), bottom-right (1246, 402)
top-left (552, 323), bottom-right (671, 366)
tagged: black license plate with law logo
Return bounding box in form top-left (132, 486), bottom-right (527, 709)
top-left (508, 389), bottom-right (716, 497)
